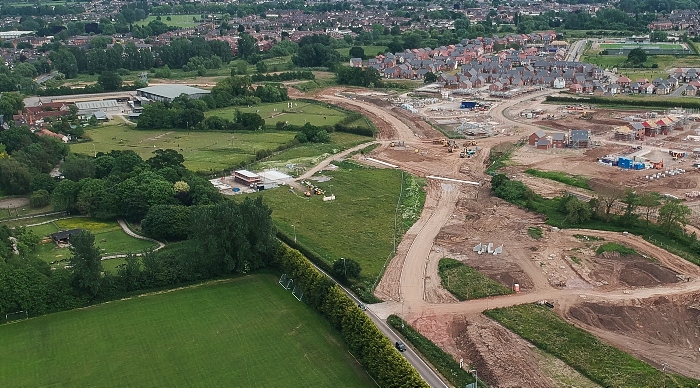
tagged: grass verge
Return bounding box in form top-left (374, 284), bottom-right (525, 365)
top-left (524, 169), bottom-right (591, 190)
top-left (484, 304), bottom-right (699, 388)
top-left (0, 274), bottom-right (373, 387)
top-left (387, 315), bottom-right (479, 388)
top-left (438, 258), bottom-right (514, 301)
top-left (486, 141), bottom-right (524, 175)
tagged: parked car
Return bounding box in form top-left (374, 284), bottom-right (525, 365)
top-left (395, 341), bottom-right (407, 352)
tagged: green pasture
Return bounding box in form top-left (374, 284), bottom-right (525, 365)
top-left (337, 45), bottom-right (389, 58)
top-left (485, 304), bottom-right (699, 388)
top-left (249, 132), bottom-right (373, 175)
top-left (71, 123), bottom-right (297, 172)
top-left (245, 163), bottom-right (425, 284)
top-left (0, 275), bottom-right (373, 387)
top-left (207, 101), bottom-right (350, 127)
top-left (28, 218), bottom-right (158, 269)
top-left (135, 14), bottom-right (209, 28)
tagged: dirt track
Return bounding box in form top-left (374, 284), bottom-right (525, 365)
top-left (306, 88), bottom-right (700, 385)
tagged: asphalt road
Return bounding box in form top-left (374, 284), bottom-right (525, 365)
top-left (307, 261), bottom-right (449, 388)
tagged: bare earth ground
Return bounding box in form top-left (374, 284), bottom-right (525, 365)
top-left (306, 87), bottom-right (700, 386)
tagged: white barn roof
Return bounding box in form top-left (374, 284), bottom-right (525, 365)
top-left (137, 84), bottom-right (210, 100)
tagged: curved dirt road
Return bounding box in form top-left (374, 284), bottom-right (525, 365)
top-left (307, 88), bottom-right (700, 383)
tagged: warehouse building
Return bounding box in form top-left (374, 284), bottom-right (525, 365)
top-left (136, 84), bottom-right (211, 102)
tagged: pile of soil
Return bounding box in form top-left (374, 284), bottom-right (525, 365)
top-left (589, 253), bottom-right (680, 288)
top-left (667, 177), bottom-right (697, 189)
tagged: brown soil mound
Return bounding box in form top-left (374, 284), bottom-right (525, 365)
top-left (667, 177), bottom-right (697, 189)
top-left (453, 316), bottom-right (557, 388)
top-left (589, 254), bottom-right (680, 288)
top-left (567, 293), bottom-right (700, 378)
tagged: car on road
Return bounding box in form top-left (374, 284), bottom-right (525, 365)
top-left (395, 341), bottom-right (407, 352)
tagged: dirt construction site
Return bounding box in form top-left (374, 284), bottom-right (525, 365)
top-left (308, 87), bottom-right (700, 387)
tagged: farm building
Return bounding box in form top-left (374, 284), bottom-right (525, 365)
top-left (51, 229), bottom-right (82, 244)
top-left (233, 170), bottom-right (262, 186)
top-left (136, 85), bottom-right (211, 102)
top-left (536, 139), bottom-right (551, 150)
top-left (570, 129), bottom-right (589, 148)
top-left (529, 130), bottom-right (546, 146)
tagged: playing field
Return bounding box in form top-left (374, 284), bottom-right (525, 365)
top-left (0, 275), bottom-right (373, 387)
top-left (599, 42), bottom-right (685, 50)
top-left (207, 101), bottom-right (351, 127)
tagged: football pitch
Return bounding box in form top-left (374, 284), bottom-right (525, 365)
top-left (0, 275), bottom-right (373, 387)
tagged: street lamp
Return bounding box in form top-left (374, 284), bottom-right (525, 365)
top-left (469, 369), bottom-right (478, 388)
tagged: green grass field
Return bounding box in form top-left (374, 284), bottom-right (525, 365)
top-left (438, 258), bottom-right (514, 301)
top-left (485, 304), bottom-right (699, 388)
top-left (245, 163), bottom-right (424, 284)
top-left (135, 14), bottom-right (209, 28)
top-left (207, 101), bottom-right (351, 127)
top-left (524, 169), bottom-right (591, 190)
top-left (337, 45), bottom-right (389, 58)
top-left (599, 43), bottom-right (685, 50)
top-left (0, 275), bottom-right (373, 387)
top-left (71, 123), bottom-right (297, 172)
top-left (28, 218), bottom-right (158, 269)
top-left (249, 132), bottom-right (373, 175)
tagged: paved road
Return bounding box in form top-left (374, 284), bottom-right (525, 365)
top-left (566, 39), bottom-right (588, 62)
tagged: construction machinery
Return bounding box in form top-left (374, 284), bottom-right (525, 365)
top-left (432, 138), bottom-right (448, 146)
top-left (669, 150), bottom-right (686, 160)
top-left (652, 160), bottom-right (664, 169)
top-left (579, 111), bottom-right (594, 120)
top-left (464, 140), bottom-right (478, 147)
top-left (460, 147), bottom-right (477, 158)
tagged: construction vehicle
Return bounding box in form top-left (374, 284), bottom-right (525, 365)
top-left (669, 150), bottom-right (686, 160)
top-left (464, 140), bottom-right (478, 147)
top-left (580, 111), bottom-right (594, 120)
top-left (390, 141), bottom-right (395, 147)
top-left (460, 147), bottom-right (476, 158)
top-left (432, 138), bottom-right (448, 146)
top-left (652, 160), bottom-right (664, 169)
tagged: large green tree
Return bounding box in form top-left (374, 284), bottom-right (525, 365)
top-left (237, 33), bottom-right (257, 59)
top-left (0, 158), bottom-right (32, 194)
top-left (97, 71), bottom-right (123, 92)
top-left (658, 199), bottom-right (691, 235)
top-left (69, 231), bottom-right (103, 296)
top-left (190, 198), bottom-right (278, 274)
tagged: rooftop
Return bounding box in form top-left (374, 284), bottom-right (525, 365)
top-left (137, 84), bottom-right (211, 100)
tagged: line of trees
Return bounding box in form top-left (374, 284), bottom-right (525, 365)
top-left (275, 245), bottom-right (428, 387)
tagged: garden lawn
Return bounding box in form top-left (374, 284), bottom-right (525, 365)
top-left (485, 304), bottom-right (699, 388)
top-left (71, 123), bottom-right (297, 172)
top-left (0, 275), bottom-right (373, 387)
top-left (29, 218), bottom-right (158, 269)
top-left (207, 101), bottom-right (349, 127)
top-left (245, 163), bottom-right (425, 284)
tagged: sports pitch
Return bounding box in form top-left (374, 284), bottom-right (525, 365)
top-left (0, 275), bottom-right (373, 387)
top-left (599, 42), bottom-right (685, 50)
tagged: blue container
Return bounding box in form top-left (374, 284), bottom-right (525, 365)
top-left (618, 157), bottom-right (633, 169)
top-left (633, 162), bottom-right (645, 170)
